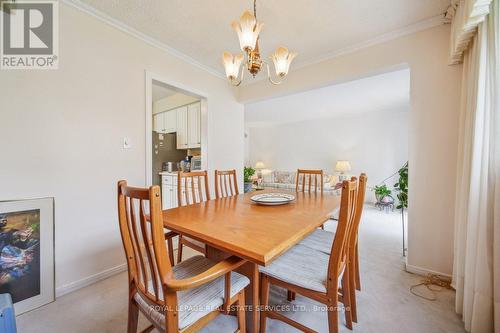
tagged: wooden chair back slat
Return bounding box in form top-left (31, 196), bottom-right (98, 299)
top-left (118, 181), bottom-right (172, 306)
top-left (124, 198), bottom-right (139, 283)
top-left (191, 177), bottom-right (197, 204)
top-left (326, 178), bottom-right (358, 295)
top-left (198, 176), bottom-right (203, 201)
top-left (345, 182), bottom-right (358, 258)
top-left (223, 175), bottom-right (228, 196)
top-left (296, 169), bottom-right (323, 193)
top-left (138, 199), bottom-right (161, 299)
top-left (178, 171), bottom-right (211, 206)
top-left (350, 174), bottom-right (367, 250)
top-left (215, 170), bottom-right (239, 199)
top-left (128, 198), bottom-right (149, 289)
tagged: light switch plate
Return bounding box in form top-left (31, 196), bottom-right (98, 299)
top-left (123, 137), bottom-right (132, 149)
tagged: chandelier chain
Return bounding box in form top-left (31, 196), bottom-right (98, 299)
top-left (254, 0), bottom-right (257, 20)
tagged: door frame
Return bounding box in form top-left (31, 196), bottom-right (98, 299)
top-left (145, 70), bottom-right (209, 186)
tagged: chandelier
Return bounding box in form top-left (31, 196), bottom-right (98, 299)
top-left (222, 0), bottom-right (297, 86)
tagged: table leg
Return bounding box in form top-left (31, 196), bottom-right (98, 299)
top-left (206, 246), bottom-right (260, 333)
top-left (237, 262), bottom-right (259, 333)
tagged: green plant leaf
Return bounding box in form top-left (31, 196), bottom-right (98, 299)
top-left (395, 162), bottom-right (408, 209)
top-left (243, 166), bottom-right (256, 183)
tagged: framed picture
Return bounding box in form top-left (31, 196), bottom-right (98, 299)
top-left (0, 198), bottom-right (54, 314)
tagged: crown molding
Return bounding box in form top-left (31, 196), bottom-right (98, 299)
top-left (242, 14), bottom-right (446, 86)
top-left (61, 0), bottom-right (226, 80)
top-left (294, 14), bottom-right (446, 70)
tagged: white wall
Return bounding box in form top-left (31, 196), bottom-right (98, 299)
top-left (247, 109), bottom-right (409, 202)
top-left (239, 24), bottom-right (462, 276)
top-left (0, 4), bottom-right (243, 294)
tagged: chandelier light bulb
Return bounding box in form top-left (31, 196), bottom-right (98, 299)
top-left (270, 47), bottom-right (297, 77)
top-left (231, 10), bottom-right (264, 52)
top-left (222, 52), bottom-right (244, 80)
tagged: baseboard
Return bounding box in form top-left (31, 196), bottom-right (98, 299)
top-left (55, 263), bottom-right (127, 298)
top-left (405, 263), bottom-right (452, 279)
top-left (55, 244), bottom-right (181, 298)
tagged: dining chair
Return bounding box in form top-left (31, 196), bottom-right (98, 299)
top-left (260, 178), bottom-right (359, 333)
top-left (296, 169), bottom-right (326, 231)
top-left (295, 169), bottom-right (324, 193)
top-left (177, 171), bottom-right (211, 263)
top-left (117, 180), bottom-right (249, 333)
top-left (214, 169), bottom-right (239, 199)
top-left (298, 173), bottom-right (367, 322)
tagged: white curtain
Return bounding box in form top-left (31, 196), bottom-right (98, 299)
top-left (449, 0), bottom-right (495, 64)
top-left (452, 0), bottom-right (499, 332)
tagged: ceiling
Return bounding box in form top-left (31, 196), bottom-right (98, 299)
top-left (245, 68), bottom-right (410, 126)
top-left (152, 82), bottom-right (176, 101)
top-left (76, 0), bottom-right (450, 76)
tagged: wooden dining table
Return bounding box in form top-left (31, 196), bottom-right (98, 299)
top-left (162, 189), bottom-right (340, 333)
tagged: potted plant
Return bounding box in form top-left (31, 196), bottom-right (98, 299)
top-left (243, 166), bottom-right (255, 193)
top-left (394, 162), bottom-right (408, 256)
top-left (374, 184), bottom-right (392, 203)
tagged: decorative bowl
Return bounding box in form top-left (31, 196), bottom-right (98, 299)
top-left (250, 193), bottom-right (295, 206)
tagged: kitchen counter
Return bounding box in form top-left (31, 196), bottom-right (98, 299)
top-left (159, 171), bottom-right (179, 176)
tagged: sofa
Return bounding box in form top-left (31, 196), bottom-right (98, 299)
top-left (260, 170), bottom-right (342, 220)
top-left (261, 170), bottom-right (342, 193)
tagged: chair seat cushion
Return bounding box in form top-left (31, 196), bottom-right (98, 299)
top-left (133, 255), bottom-right (249, 330)
top-left (183, 236), bottom-right (206, 250)
top-left (299, 229), bottom-right (335, 255)
top-left (259, 244), bottom-right (330, 293)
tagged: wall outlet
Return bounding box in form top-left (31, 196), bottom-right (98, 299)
top-left (123, 137), bottom-right (132, 149)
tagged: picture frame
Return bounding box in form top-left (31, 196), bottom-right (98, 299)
top-left (0, 198), bottom-right (54, 314)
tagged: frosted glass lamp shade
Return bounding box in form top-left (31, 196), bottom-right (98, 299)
top-left (335, 160), bottom-right (351, 173)
top-left (231, 10), bottom-right (264, 52)
top-left (270, 46), bottom-right (297, 77)
top-left (222, 52), bottom-right (243, 80)
top-left (255, 161), bottom-right (265, 169)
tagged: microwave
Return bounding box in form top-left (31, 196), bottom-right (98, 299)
top-left (191, 156), bottom-right (202, 170)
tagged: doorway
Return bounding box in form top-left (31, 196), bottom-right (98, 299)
top-left (243, 67), bottom-right (410, 258)
top-left (145, 72), bottom-right (208, 189)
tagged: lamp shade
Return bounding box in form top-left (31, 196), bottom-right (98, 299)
top-left (255, 161), bottom-right (265, 169)
top-left (231, 10), bottom-right (264, 52)
top-left (335, 160), bottom-right (351, 173)
top-left (270, 46), bottom-right (297, 77)
top-left (222, 52), bottom-right (243, 80)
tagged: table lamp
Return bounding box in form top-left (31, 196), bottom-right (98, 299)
top-left (255, 161), bottom-right (265, 190)
top-left (335, 160), bottom-right (351, 181)
top-left (255, 161), bottom-right (265, 169)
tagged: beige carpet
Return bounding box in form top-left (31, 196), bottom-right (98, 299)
top-left (17, 206), bottom-right (465, 333)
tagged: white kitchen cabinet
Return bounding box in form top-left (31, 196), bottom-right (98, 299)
top-left (162, 186), bottom-right (174, 209)
top-left (153, 112), bottom-right (165, 133)
top-left (168, 102), bottom-right (201, 149)
top-left (160, 173), bottom-right (179, 250)
top-left (176, 106), bottom-right (188, 149)
top-left (187, 102), bottom-right (201, 148)
top-left (154, 110), bottom-right (177, 134)
top-left (164, 110), bottom-right (177, 133)
top-left (161, 173), bottom-right (178, 209)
